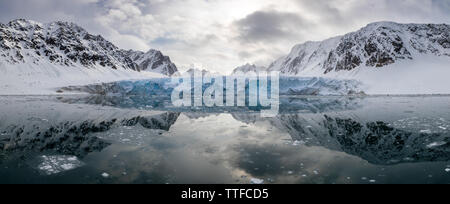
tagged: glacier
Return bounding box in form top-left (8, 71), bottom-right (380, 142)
top-left (57, 76), bottom-right (365, 97)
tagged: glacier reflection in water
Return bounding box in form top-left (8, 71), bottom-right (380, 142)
top-left (0, 95), bottom-right (449, 184)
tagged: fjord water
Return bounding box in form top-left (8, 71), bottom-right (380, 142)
top-left (0, 95), bottom-right (449, 184)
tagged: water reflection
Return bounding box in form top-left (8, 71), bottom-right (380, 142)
top-left (57, 95), bottom-right (363, 114)
top-left (0, 95), bottom-right (449, 184)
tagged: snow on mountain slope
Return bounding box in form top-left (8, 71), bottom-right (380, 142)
top-left (268, 22), bottom-right (450, 94)
top-left (231, 63), bottom-right (266, 75)
top-left (0, 19), bottom-right (177, 95)
top-left (184, 68), bottom-right (220, 76)
top-left (0, 59), bottom-right (166, 95)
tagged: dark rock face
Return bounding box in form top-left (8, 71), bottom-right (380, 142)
top-left (323, 23), bottom-right (428, 73)
top-left (117, 49), bottom-right (178, 76)
top-left (0, 19), bottom-right (178, 76)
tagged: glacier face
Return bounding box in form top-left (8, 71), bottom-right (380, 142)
top-left (268, 22), bottom-right (450, 75)
top-left (57, 76), bottom-right (364, 97)
top-left (0, 19), bottom-right (178, 76)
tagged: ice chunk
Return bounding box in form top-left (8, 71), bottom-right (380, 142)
top-left (250, 178), bottom-right (264, 184)
top-left (426, 141), bottom-right (446, 148)
top-left (37, 155), bottom-right (84, 175)
top-left (292, 140), bottom-right (305, 146)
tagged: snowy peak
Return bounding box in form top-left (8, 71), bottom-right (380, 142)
top-left (0, 19), bottom-right (178, 76)
top-left (116, 49), bottom-right (178, 76)
top-left (269, 22), bottom-right (450, 75)
top-left (184, 68), bottom-right (220, 76)
top-left (232, 63), bottom-right (266, 75)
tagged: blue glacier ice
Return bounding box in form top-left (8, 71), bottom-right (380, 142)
top-left (59, 76), bottom-right (364, 97)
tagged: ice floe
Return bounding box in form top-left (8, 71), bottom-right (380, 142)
top-left (250, 178), bottom-right (264, 184)
top-left (37, 155), bottom-right (84, 175)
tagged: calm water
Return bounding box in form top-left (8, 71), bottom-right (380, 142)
top-left (0, 95), bottom-right (449, 184)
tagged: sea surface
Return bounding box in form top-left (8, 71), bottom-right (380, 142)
top-left (0, 95), bottom-right (449, 184)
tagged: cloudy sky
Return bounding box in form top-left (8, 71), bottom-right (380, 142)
top-left (0, 0), bottom-right (449, 74)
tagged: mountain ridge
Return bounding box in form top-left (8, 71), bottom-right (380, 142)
top-left (268, 21), bottom-right (450, 75)
top-left (231, 63), bottom-right (267, 75)
top-left (0, 19), bottom-right (178, 76)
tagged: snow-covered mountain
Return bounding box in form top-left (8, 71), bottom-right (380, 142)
top-left (231, 63), bottom-right (266, 75)
top-left (185, 68), bottom-right (217, 76)
top-left (268, 22), bottom-right (450, 94)
top-left (269, 22), bottom-right (449, 75)
top-left (0, 19), bottom-right (178, 95)
top-left (0, 19), bottom-right (178, 75)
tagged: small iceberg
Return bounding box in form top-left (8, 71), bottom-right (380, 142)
top-left (250, 178), bottom-right (264, 184)
top-left (426, 141), bottom-right (446, 148)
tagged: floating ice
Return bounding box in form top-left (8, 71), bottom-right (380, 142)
top-left (445, 168), bottom-right (450, 172)
top-left (292, 140), bottom-right (305, 146)
top-left (101, 172), bottom-right (110, 178)
top-left (37, 155), bottom-right (84, 175)
top-left (250, 178), bottom-right (264, 184)
top-left (426, 141), bottom-right (447, 148)
top-left (393, 117), bottom-right (450, 133)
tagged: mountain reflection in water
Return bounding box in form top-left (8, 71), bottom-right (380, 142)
top-left (0, 95), bottom-right (449, 184)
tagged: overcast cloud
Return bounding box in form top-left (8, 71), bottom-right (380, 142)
top-left (0, 0), bottom-right (449, 74)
